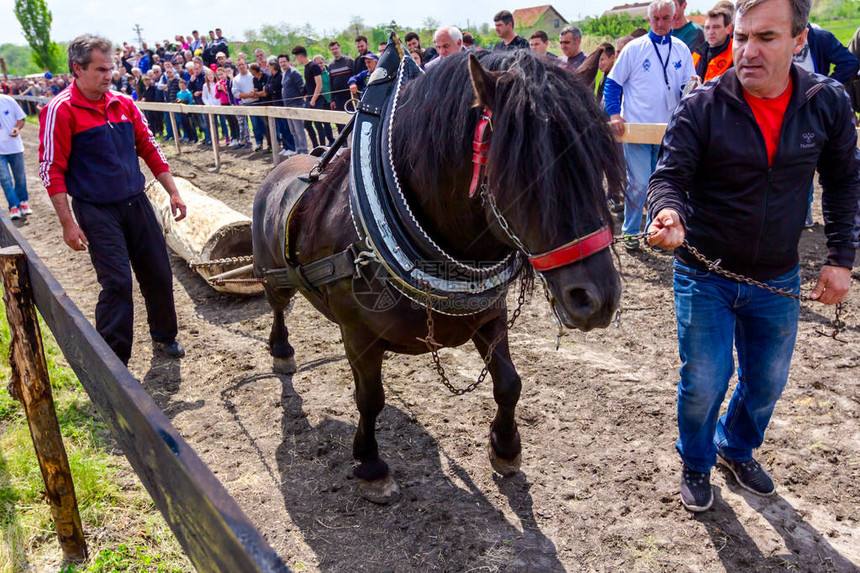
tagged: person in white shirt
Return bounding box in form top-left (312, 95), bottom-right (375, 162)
top-left (604, 0), bottom-right (696, 250)
top-left (425, 27), bottom-right (465, 70)
top-left (0, 94), bottom-right (30, 219)
top-left (231, 60), bottom-right (256, 147)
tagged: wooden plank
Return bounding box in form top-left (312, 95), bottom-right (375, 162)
top-left (618, 122), bottom-right (668, 145)
top-left (0, 218), bottom-right (290, 573)
top-left (0, 246), bottom-right (88, 563)
top-left (135, 101), bottom-right (351, 123)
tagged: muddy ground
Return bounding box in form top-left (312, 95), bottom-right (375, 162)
top-left (13, 128), bottom-right (860, 572)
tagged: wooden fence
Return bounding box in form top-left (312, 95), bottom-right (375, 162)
top-left (0, 216), bottom-right (290, 572)
top-left (13, 95), bottom-right (350, 170)
top-left (14, 95), bottom-right (860, 158)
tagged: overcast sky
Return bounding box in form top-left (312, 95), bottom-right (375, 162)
top-left (1, 0), bottom-right (717, 46)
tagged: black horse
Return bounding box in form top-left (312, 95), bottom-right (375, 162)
top-left (253, 50), bottom-right (625, 503)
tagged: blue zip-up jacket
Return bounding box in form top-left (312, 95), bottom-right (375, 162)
top-left (806, 24), bottom-right (859, 84)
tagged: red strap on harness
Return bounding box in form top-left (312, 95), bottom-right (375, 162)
top-left (469, 110), bottom-right (493, 197)
top-left (528, 226), bottom-right (613, 271)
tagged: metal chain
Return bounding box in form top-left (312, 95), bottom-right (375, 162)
top-left (480, 184), bottom-right (533, 257)
top-left (209, 277), bottom-right (265, 285)
top-left (612, 231), bottom-right (847, 340)
top-left (419, 277), bottom-right (528, 396)
top-left (189, 255), bottom-right (255, 271)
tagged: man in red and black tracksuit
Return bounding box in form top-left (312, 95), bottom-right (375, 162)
top-left (39, 34), bottom-right (187, 365)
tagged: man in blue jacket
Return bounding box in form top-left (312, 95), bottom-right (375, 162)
top-left (647, 0), bottom-right (859, 513)
top-left (794, 23), bottom-right (859, 84)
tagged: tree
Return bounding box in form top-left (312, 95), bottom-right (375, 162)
top-left (578, 13), bottom-right (648, 39)
top-left (14, 0), bottom-right (62, 72)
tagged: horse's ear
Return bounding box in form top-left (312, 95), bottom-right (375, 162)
top-left (573, 47), bottom-right (604, 89)
top-left (468, 53), bottom-right (500, 111)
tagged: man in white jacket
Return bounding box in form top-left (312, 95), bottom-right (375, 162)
top-left (603, 0), bottom-right (696, 251)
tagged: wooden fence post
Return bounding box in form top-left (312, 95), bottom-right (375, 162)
top-left (168, 112), bottom-right (182, 155)
top-left (267, 115), bottom-right (280, 165)
top-left (207, 114), bottom-right (221, 173)
top-left (0, 246), bottom-right (88, 563)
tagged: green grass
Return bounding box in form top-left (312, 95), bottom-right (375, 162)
top-left (0, 297), bottom-right (191, 572)
top-left (813, 17), bottom-right (860, 45)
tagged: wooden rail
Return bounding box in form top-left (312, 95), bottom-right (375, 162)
top-left (0, 216), bottom-right (290, 573)
top-left (13, 94), bottom-right (860, 149)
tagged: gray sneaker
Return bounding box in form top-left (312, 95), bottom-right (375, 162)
top-left (718, 454), bottom-right (775, 496)
top-left (680, 465), bottom-right (713, 512)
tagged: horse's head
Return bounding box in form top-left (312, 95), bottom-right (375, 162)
top-left (467, 51), bottom-right (625, 331)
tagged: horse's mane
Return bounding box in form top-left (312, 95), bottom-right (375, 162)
top-left (391, 50), bottom-right (624, 244)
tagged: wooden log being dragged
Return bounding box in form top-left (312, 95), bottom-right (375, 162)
top-left (144, 177), bottom-right (262, 295)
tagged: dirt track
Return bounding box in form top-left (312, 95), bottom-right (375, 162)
top-left (13, 128), bottom-right (860, 572)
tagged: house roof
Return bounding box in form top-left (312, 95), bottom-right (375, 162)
top-left (512, 5), bottom-right (567, 28)
top-left (602, 2), bottom-right (650, 17)
top-left (689, 14), bottom-right (706, 26)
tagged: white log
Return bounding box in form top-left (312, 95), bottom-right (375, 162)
top-left (144, 177), bottom-right (262, 295)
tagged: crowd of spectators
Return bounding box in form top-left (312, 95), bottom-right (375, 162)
top-left (1, 6), bottom-right (858, 160)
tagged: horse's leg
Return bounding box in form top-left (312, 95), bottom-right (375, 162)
top-left (473, 316), bottom-right (522, 476)
top-left (266, 287), bottom-right (297, 374)
top-left (342, 326), bottom-right (399, 504)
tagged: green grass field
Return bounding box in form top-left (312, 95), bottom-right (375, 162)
top-left (817, 18), bottom-right (860, 45)
top-left (0, 298), bottom-right (190, 572)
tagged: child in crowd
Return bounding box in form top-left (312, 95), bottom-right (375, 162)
top-left (175, 80), bottom-right (197, 142)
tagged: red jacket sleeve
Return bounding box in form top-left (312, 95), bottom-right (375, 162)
top-left (129, 98), bottom-right (170, 177)
top-left (38, 97), bottom-right (73, 197)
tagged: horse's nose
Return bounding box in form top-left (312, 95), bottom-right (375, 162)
top-left (564, 286), bottom-right (600, 321)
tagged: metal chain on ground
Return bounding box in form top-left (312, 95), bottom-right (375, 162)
top-left (209, 277), bottom-right (265, 285)
top-left (189, 255), bottom-right (254, 271)
top-left (419, 277), bottom-right (528, 396)
top-left (611, 231), bottom-right (847, 340)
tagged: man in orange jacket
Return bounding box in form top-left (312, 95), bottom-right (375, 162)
top-left (693, 7), bottom-right (734, 81)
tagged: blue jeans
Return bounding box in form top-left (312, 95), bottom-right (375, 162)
top-left (622, 143), bottom-right (660, 237)
top-left (250, 115), bottom-right (267, 146)
top-left (674, 261), bottom-right (800, 472)
top-left (0, 152), bottom-right (28, 209)
top-left (163, 112), bottom-right (174, 138)
top-left (276, 118), bottom-right (295, 151)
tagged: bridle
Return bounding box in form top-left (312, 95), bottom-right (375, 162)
top-left (469, 108), bottom-right (613, 272)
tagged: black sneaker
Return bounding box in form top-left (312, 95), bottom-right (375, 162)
top-left (154, 340), bottom-right (185, 359)
top-left (622, 234), bottom-right (640, 252)
top-left (680, 465), bottom-right (713, 512)
top-left (718, 454), bottom-right (775, 496)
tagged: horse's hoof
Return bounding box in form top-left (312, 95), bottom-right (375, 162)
top-left (273, 356), bottom-right (297, 374)
top-left (358, 474), bottom-right (400, 504)
top-left (488, 439), bottom-right (522, 477)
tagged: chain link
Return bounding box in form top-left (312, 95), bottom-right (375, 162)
top-left (612, 231), bottom-right (847, 340)
top-left (210, 277), bottom-right (265, 285)
top-left (189, 255), bottom-right (255, 271)
top-left (419, 277), bottom-right (528, 396)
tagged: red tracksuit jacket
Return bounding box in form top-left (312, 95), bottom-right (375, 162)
top-left (39, 80), bottom-right (169, 204)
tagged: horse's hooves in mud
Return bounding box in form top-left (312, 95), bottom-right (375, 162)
top-left (273, 356), bottom-right (297, 374)
top-left (488, 440), bottom-right (522, 477)
top-left (358, 474), bottom-right (401, 505)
